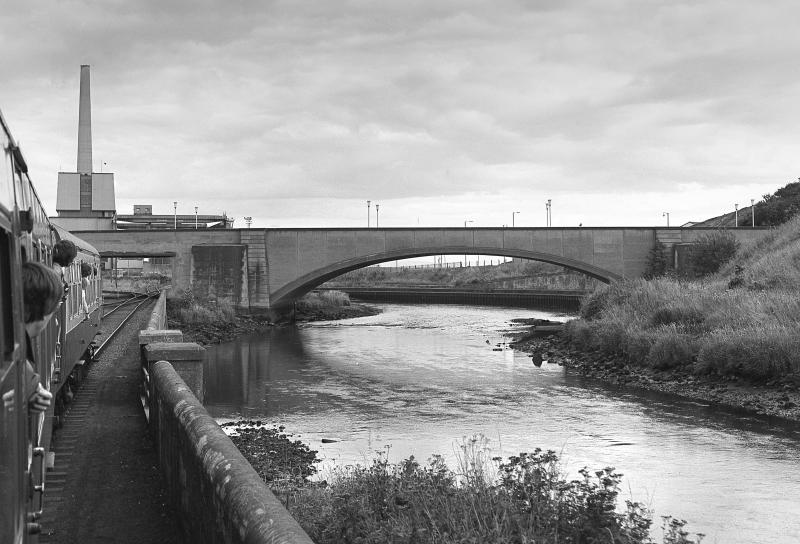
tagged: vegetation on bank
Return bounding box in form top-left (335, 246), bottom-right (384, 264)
top-left (294, 290), bottom-right (380, 321)
top-left (565, 213), bottom-right (800, 385)
top-left (228, 425), bottom-right (701, 544)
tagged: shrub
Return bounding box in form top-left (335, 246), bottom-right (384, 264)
top-left (295, 290), bottom-right (351, 312)
top-left (285, 446), bottom-right (701, 544)
top-left (174, 286), bottom-right (237, 324)
top-left (695, 326), bottom-right (800, 380)
top-left (564, 319), bottom-right (595, 350)
top-left (650, 305), bottom-right (705, 331)
top-left (621, 329), bottom-right (656, 366)
top-left (686, 232), bottom-right (739, 276)
top-left (644, 241), bottom-right (669, 279)
top-left (645, 330), bottom-right (696, 370)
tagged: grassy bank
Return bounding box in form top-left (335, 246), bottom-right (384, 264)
top-left (563, 214), bottom-right (800, 387)
top-left (167, 289), bottom-right (379, 345)
top-left (229, 426), bottom-right (701, 544)
top-left (294, 290), bottom-right (380, 321)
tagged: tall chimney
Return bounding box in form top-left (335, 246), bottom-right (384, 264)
top-left (77, 64), bottom-right (92, 174)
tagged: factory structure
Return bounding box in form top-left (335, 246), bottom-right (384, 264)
top-left (51, 65), bottom-right (234, 233)
top-left (51, 65), bottom-right (235, 278)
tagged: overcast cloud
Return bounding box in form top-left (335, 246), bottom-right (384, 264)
top-left (1, 1), bottom-right (798, 228)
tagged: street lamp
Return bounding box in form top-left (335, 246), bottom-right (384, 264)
top-left (734, 203), bottom-right (739, 227)
top-left (244, 216), bottom-right (252, 228)
top-left (751, 198), bottom-right (755, 227)
top-left (194, 206), bottom-right (198, 229)
top-left (367, 200), bottom-right (371, 227)
top-left (512, 211), bottom-right (520, 228)
top-left (173, 201), bottom-right (177, 229)
top-left (545, 199), bottom-right (552, 227)
top-left (376, 204), bottom-right (380, 228)
top-left (662, 211), bottom-right (669, 227)
top-left (464, 220), bottom-right (473, 266)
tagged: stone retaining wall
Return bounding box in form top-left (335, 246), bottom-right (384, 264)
top-left (140, 294), bottom-right (313, 544)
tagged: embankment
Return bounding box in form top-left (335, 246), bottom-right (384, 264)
top-left (508, 320), bottom-right (800, 423)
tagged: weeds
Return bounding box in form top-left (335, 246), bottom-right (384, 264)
top-left (295, 290), bottom-right (351, 312)
top-left (271, 436), bottom-right (701, 544)
top-left (173, 285), bottom-right (237, 324)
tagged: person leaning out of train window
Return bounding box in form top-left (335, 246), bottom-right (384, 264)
top-left (1, 262), bottom-right (59, 413)
top-left (80, 262), bottom-right (91, 320)
top-left (52, 239), bottom-right (77, 301)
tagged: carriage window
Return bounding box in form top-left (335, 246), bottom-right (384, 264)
top-left (0, 231), bottom-right (13, 367)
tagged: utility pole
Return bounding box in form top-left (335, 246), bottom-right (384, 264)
top-left (464, 220), bottom-right (474, 266)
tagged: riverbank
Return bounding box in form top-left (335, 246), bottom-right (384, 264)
top-left (166, 296), bottom-right (379, 345)
top-left (508, 324), bottom-right (800, 423)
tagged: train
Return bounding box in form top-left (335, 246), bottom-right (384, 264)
top-left (1, 109), bottom-right (103, 542)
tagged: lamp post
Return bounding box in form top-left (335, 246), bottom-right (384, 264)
top-left (663, 211), bottom-right (669, 227)
top-left (244, 216), bottom-right (252, 228)
top-left (376, 204), bottom-right (380, 228)
top-left (545, 199), bottom-right (552, 227)
top-left (751, 198), bottom-right (755, 227)
top-left (464, 220), bottom-right (473, 266)
top-left (734, 203), bottom-right (739, 227)
top-left (173, 201), bottom-right (177, 229)
top-left (367, 200), bottom-right (371, 227)
top-left (194, 206), bottom-right (198, 229)
top-left (512, 211), bottom-right (520, 227)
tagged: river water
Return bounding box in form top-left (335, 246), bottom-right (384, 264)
top-left (204, 303), bottom-right (800, 543)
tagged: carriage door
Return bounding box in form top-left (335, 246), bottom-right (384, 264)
top-left (0, 226), bottom-right (24, 543)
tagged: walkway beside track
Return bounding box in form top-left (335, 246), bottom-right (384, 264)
top-left (39, 299), bottom-right (180, 543)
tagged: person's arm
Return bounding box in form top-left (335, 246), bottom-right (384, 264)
top-left (81, 278), bottom-right (90, 317)
top-left (24, 361), bottom-right (52, 414)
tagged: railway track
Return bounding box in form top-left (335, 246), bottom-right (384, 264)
top-left (95, 289), bottom-right (159, 357)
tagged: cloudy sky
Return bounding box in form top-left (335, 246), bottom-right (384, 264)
top-left (2, 1), bottom-right (798, 229)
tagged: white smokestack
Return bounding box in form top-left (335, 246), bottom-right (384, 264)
top-left (77, 64), bottom-right (92, 174)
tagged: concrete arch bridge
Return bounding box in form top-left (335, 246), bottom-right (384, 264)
top-left (77, 227), bottom-right (770, 315)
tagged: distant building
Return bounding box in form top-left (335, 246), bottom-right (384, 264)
top-left (51, 65), bottom-right (117, 231)
top-left (50, 66), bottom-right (235, 233)
top-left (115, 205), bottom-right (234, 230)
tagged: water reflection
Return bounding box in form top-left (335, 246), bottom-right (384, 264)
top-left (205, 303), bottom-right (800, 543)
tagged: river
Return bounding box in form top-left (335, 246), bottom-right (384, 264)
top-left (204, 303), bottom-right (800, 543)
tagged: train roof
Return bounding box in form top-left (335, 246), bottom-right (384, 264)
top-left (52, 224), bottom-right (101, 257)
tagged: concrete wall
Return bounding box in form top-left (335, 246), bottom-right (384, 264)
top-left (149, 362), bottom-right (313, 544)
top-left (139, 295), bottom-right (313, 544)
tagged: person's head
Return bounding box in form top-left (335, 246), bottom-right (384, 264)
top-left (80, 262), bottom-right (92, 278)
top-left (22, 261), bottom-right (63, 336)
top-left (52, 239), bottom-right (77, 267)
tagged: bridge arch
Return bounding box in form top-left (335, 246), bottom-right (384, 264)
top-left (269, 246), bottom-right (622, 308)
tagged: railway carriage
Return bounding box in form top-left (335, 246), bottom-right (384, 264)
top-left (1, 110), bottom-right (102, 542)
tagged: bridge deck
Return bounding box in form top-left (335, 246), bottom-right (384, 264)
top-left (38, 301), bottom-right (180, 543)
